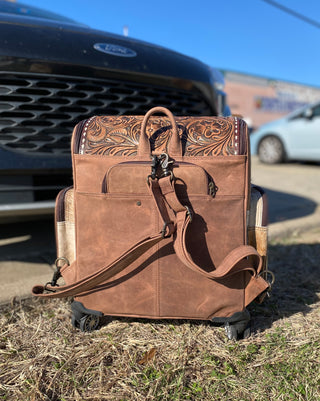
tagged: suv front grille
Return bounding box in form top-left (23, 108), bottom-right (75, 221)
top-left (0, 72), bottom-right (213, 155)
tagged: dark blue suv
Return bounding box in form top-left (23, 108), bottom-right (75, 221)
top-left (0, 1), bottom-right (229, 219)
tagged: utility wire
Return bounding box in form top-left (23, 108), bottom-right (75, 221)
top-left (261, 0), bottom-right (320, 29)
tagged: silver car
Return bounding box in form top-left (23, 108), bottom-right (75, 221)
top-left (250, 101), bottom-right (320, 164)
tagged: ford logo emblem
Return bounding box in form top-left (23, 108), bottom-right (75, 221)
top-left (93, 43), bottom-right (137, 57)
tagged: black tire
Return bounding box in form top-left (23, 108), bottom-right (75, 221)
top-left (258, 135), bottom-right (285, 164)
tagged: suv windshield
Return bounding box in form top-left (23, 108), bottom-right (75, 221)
top-left (0, 0), bottom-right (77, 23)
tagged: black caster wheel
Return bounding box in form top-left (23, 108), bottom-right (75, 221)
top-left (212, 309), bottom-right (251, 341)
top-left (70, 300), bottom-right (103, 332)
top-left (71, 314), bottom-right (80, 329)
top-left (225, 321), bottom-right (251, 340)
top-left (79, 314), bottom-right (101, 332)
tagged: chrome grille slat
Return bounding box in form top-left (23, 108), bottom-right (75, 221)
top-left (0, 72), bottom-right (212, 155)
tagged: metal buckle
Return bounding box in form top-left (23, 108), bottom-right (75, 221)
top-left (185, 206), bottom-right (193, 222)
top-left (149, 154), bottom-right (159, 180)
top-left (55, 257), bottom-right (70, 268)
top-left (45, 257), bottom-right (70, 291)
top-left (148, 153), bottom-right (175, 185)
top-left (159, 153), bottom-right (174, 178)
top-left (161, 221), bottom-right (173, 238)
top-left (258, 269), bottom-right (275, 287)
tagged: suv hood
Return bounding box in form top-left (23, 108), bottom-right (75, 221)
top-left (0, 13), bottom-right (212, 83)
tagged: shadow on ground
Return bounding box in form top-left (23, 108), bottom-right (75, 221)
top-left (0, 218), bottom-right (55, 262)
top-left (250, 241), bottom-right (320, 333)
top-left (264, 188), bottom-right (317, 224)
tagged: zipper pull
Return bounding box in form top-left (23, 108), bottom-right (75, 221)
top-left (208, 179), bottom-right (218, 197)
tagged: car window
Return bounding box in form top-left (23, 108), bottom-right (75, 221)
top-left (290, 110), bottom-right (306, 120)
top-left (289, 103), bottom-right (320, 121)
top-left (311, 104), bottom-right (320, 117)
top-left (0, 1), bottom-right (77, 23)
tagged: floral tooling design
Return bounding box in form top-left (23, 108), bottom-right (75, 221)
top-left (80, 116), bottom-right (241, 156)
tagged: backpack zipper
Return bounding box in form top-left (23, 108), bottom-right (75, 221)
top-left (208, 178), bottom-right (218, 197)
top-left (54, 186), bottom-right (73, 260)
top-left (73, 117), bottom-right (95, 154)
top-left (55, 186), bottom-right (73, 222)
top-left (232, 116), bottom-right (248, 155)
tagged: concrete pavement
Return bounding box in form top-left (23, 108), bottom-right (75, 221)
top-left (0, 219), bottom-right (56, 304)
top-left (0, 157), bottom-right (319, 304)
top-left (251, 156), bottom-right (320, 238)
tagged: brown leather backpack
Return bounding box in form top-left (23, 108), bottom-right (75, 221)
top-left (33, 107), bottom-right (272, 339)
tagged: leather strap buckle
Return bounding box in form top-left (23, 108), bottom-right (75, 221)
top-left (161, 221), bottom-right (174, 238)
top-left (45, 257), bottom-right (70, 291)
top-left (185, 206), bottom-right (193, 222)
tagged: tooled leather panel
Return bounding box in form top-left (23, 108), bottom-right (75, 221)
top-left (78, 116), bottom-right (242, 156)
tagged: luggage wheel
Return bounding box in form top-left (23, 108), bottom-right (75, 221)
top-left (71, 301), bottom-right (103, 332)
top-left (212, 309), bottom-right (251, 340)
top-left (224, 320), bottom-right (251, 340)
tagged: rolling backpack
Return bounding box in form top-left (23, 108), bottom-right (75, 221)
top-left (33, 107), bottom-right (273, 340)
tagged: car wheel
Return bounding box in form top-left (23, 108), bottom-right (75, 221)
top-left (258, 136), bottom-right (285, 164)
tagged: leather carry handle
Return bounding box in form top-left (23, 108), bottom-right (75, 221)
top-left (138, 106), bottom-right (182, 157)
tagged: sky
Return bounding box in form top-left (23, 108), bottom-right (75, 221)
top-left (20, 0), bottom-right (320, 88)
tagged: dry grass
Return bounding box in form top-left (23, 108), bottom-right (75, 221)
top-left (1, 228), bottom-right (320, 401)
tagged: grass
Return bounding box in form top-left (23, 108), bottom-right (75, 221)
top-left (1, 228), bottom-right (320, 401)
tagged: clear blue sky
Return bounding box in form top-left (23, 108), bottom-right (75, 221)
top-left (23, 0), bottom-right (320, 87)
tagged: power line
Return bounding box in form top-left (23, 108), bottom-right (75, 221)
top-left (261, 0), bottom-right (320, 29)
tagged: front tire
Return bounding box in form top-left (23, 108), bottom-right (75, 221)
top-left (258, 136), bottom-right (285, 164)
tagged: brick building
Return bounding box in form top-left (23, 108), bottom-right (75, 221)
top-left (221, 70), bottom-right (320, 130)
